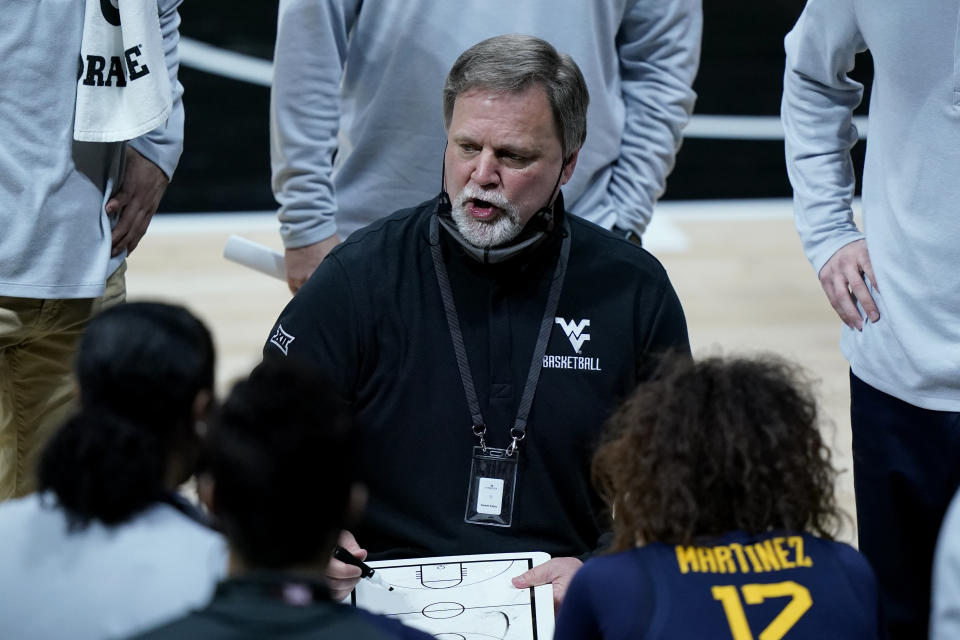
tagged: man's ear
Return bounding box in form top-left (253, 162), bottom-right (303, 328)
top-left (560, 148), bottom-right (580, 186)
top-left (345, 482), bottom-right (368, 527)
top-left (198, 472), bottom-right (215, 514)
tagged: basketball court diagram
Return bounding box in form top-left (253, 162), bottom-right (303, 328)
top-left (352, 552), bottom-right (554, 639)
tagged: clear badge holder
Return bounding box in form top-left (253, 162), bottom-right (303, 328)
top-left (464, 446), bottom-right (519, 527)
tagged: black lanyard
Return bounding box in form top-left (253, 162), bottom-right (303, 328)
top-left (429, 212), bottom-right (570, 455)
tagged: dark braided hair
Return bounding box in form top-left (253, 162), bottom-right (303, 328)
top-left (208, 357), bottom-right (356, 568)
top-left (38, 302), bottom-right (214, 529)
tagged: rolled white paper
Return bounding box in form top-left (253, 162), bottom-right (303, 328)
top-left (223, 235), bottom-right (286, 281)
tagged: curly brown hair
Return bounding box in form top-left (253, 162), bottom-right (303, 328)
top-left (592, 353), bottom-right (843, 552)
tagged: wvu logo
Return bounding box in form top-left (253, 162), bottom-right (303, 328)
top-left (269, 324), bottom-right (295, 355)
top-left (555, 317), bottom-right (590, 353)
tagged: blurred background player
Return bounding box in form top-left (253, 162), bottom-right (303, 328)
top-left (0, 302), bottom-right (226, 640)
top-left (132, 358), bottom-right (431, 639)
top-left (554, 354), bottom-right (881, 639)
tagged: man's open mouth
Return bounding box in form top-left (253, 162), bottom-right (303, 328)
top-left (468, 198), bottom-right (500, 219)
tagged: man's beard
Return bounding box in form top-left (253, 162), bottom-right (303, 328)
top-left (451, 186), bottom-right (525, 248)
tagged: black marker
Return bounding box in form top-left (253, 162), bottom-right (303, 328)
top-left (333, 545), bottom-right (393, 591)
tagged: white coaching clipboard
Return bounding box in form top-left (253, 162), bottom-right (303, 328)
top-left (351, 551), bottom-right (554, 639)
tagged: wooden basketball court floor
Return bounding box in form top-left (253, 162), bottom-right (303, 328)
top-left (129, 198), bottom-right (860, 543)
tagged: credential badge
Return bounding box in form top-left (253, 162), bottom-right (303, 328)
top-left (269, 324), bottom-right (296, 355)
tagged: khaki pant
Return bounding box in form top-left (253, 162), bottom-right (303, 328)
top-left (0, 263), bottom-right (126, 500)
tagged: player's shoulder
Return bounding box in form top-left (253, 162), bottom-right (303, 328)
top-left (812, 536), bottom-right (874, 582)
top-left (579, 546), bottom-right (657, 583)
top-left (335, 199), bottom-right (434, 259)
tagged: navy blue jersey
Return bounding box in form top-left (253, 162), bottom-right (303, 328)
top-left (555, 531), bottom-right (880, 639)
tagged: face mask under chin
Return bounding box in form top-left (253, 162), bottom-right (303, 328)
top-left (436, 192), bottom-right (557, 265)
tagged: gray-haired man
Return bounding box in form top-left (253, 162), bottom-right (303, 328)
top-left (266, 35), bottom-right (690, 607)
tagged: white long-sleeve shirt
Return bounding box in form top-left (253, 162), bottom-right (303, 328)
top-left (0, 1), bottom-right (184, 299)
top-left (0, 493), bottom-right (226, 640)
top-left (782, 0), bottom-right (960, 411)
top-left (270, 0), bottom-right (702, 245)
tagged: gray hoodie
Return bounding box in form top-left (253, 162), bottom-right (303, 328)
top-left (0, 0), bottom-right (184, 299)
top-left (270, 0), bottom-right (702, 245)
top-left (782, 0), bottom-right (960, 410)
